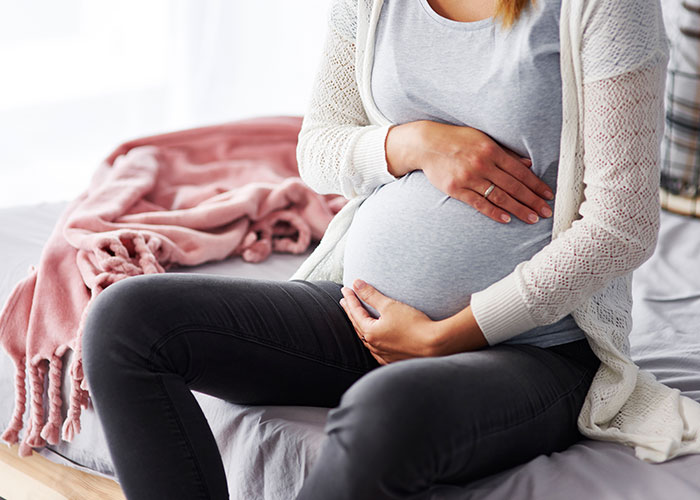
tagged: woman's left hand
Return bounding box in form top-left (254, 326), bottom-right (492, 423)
top-left (339, 279), bottom-right (443, 365)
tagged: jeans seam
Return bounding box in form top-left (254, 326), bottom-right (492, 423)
top-left (146, 323), bottom-right (371, 375)
top-left (154, 372), bottom-right (212, 499)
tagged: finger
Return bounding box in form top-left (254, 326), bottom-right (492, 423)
top-left (340, 295), bottom-right (393, 355)
top-left (351, 280), bottom-right (393, 313)
top-left (372, 352), bottom-right (389, 365)
top-left (341, 287), bottom-right (376, 335)
top-left (452, 188), bottom-right (512, 224)
top-left (341, 287), bottom-right (373, 323)
top-left (366, 346), bottom-right (388, 365)
top-left (501, 146), bottom-right (533, 167)
top-left (485, 169), bottom-right (553, 220)
top-left (481, 183), bottom-right (544, 224)
top-left (339, 296), bottom-right (353, 323)
top-left (364, 337), bottom-right (393, 359)
top-left (342, 301), bottom-right (387, 357)
top-left (340, 298), bottom-right (367, 341)
top-left (495, 148), bottom-right (554, 201)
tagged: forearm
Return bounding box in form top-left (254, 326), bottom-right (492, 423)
top-left (470, 64), bottom-right (666, 345)
top-left (432, 305), bottom-right (489, 355)
top-left (384, 121), bottom-right (428, 177)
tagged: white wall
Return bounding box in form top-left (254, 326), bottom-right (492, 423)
top-left (0, 0), bottom-right (330, 207)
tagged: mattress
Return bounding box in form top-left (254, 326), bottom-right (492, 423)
top-left (2, 200), bottom-right (700, 500)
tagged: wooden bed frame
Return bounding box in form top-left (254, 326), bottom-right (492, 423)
top-left (0, 443), bottom-right (125, 500)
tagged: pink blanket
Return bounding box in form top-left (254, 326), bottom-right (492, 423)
top-left (0, 116), bottom-right (347, 456)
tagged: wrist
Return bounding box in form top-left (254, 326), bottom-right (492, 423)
top-left (385, 120), bottom-right (428, 177)
top-left (431, 305), bottom-right (489, 355)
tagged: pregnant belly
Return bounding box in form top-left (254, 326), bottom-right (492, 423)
top-left (342, 171), bottom-right (554, 320)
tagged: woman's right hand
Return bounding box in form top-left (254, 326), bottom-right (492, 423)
top-left (385, 120), bottom-right (554, 224)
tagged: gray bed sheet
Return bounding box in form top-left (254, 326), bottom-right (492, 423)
top-left (2, 200), bottom-right (700, 500)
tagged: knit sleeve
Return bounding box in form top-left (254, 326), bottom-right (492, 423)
top-left (296, 0), bottom-right (398, 199)
top-left (470, 47), bottom-right (669, 345)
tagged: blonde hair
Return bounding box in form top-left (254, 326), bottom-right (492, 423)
top-left (495, 0), bottom-right (534, 28)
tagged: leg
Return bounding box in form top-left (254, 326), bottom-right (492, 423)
top-left (81, 273), bottom-right (379, 500)
top-left (295, 339), bottom-right (600, 499)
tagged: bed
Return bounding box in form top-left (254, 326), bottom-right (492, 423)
top-left (2, 198), bottom-right (700, 500)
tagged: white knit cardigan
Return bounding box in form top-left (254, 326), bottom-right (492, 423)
top-left (289, 0), bottom-right (700, 463)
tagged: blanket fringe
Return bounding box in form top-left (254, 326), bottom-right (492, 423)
top-left (1, 342), bottom-right (85, 454)
top-left (19, 418), bottom-right (34, 456)
top-left (134, 232), bottom-right (162, 274)
top-left (0, 355), bottom-right (27, 446)
top-left (2, 262), bottom-right (163, 455)
top-left (23, 359), bottom-right (48, 450)
top-left (39, 352), bottom-right (64, 444)
top-left (61, 384), bottom-right (83, 443)
top-left (61, 299), bottom-right (95, 442)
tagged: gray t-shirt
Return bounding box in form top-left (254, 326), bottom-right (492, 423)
top-left (342, 0), bottom-right (585, 347)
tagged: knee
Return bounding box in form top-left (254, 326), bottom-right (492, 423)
top-left (324, 361), bottom-right (436, 464)
top-left (82, 275), bottom-right (159, 380)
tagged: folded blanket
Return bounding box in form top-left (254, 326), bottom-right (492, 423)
top-left (0, 115), bottom-right (347, 456)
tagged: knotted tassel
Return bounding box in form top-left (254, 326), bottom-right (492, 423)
top-left (1, 356), bottom-right (27, 445)
top-left (73, 300), bottom-right (91, 400)
top-left (19, 418), bottom-right (35, 457)
top-left (61, 368), bottom-right (84, 442)
top-left (242, 239), bottom-right (272, 263)
top-left (24, 359), bottom-right (48, 448)
top-left (39, 352), bottom-right (64, 444)
top-left (80, 385), bottom-right (90, 409)
top-left (133, 233), bottom-right (163, 274)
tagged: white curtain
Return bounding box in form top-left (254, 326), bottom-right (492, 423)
top-left (0, 0), bottom-right (329, 207)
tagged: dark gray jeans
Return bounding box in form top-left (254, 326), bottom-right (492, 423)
top-left (81, 272), bottom-right (600, 500)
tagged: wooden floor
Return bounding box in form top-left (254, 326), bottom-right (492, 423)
top-left (0, 443), bottom-right (126, 500)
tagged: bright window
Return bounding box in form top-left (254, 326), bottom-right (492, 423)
top-left (0, 0), bottom-right (329, 207)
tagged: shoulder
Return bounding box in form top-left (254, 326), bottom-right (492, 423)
top-left (579, 0), bottom-right (670, 82)
top-left (328, 0), bottom-right (363, 38)
top-left (326, 0), bottom-right (378, 49)
top-left (328, 0), bottom-right (358, 39)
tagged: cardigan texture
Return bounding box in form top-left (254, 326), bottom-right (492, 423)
top-left (289, 0), bottom-right (700, 463)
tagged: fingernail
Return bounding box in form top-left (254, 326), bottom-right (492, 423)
top-left (340, 298), bottom-right (346, 307)
top-left (545, 191), bottom-right (554, 200)
top-left (528, 214), bottom-right (539, 223)
top-left (541, 206), bottom-right (553, 217)
top-left (501, 214), bottom-right (511, 223)
top-left (354, 279), bottom-right (366, 290)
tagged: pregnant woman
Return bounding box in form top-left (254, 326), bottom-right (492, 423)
top-left (81, 0), bottom-right (678, 499)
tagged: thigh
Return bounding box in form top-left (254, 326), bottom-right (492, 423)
top-left (317, 340), bottom-right (599, 494)
top-left (83, 272), bottom-right (381, 408)
top-left (437, 341), bottom-right (599, 483)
